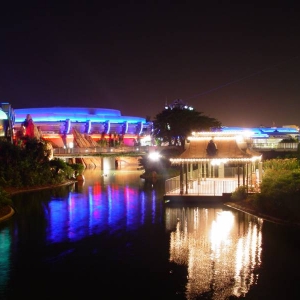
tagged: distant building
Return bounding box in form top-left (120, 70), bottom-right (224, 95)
top-left (212, 126), bottom-right (299, 151)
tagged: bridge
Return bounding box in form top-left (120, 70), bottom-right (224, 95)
top-left (53, 145), bottom-right (149, 158)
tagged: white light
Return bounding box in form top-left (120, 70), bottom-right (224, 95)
top-left (143, 135), bottom-right (151, 141)
top-left (235, 135), bottom-right (244, 143)
top-left (211, 158), bottom-right (229, 166)
top-left (149, 152), bottom-right (160, 161)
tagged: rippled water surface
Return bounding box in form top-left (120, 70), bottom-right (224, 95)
top-left (0, 170), bottom-right (300, 299)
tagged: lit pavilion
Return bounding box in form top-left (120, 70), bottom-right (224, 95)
top-left (165, 131), bottom-right (262, 201)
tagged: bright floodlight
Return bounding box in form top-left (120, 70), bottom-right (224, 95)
top-left (149, 152), bottom-right (160, 161)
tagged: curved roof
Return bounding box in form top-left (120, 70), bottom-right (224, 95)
top-left (170, 133), bottom-right (261, 164)
top-left (14, 107), bottom-right (146, 123)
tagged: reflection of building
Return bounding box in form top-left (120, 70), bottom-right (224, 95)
top-left (13, 107), bottom-right (153, 148)
top-left (165, 206), bottom-right (263, 299)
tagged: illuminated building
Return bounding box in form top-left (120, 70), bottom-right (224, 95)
top-left (1, 103), bottom-right (298, 151)
top-left (12, 107), bottom-right (153, 148)
top-left (165, 131), bottom-right (263, 199)
top-left (213, 126), bottom-right (299, 150)
top-left (165, 124), bottom-right (297, 199)
top-left (0, 103), bottom-right (15, 143)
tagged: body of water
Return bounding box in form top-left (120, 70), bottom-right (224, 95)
top-left (0, 169), bottom-right (299, 299)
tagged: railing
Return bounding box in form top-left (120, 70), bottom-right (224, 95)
top-left (165, 176), bottom-right (239, 196)
top-left (53, 146), bottom-right (150, 156)
top-left (52, 142), bottom-right (299, 157)
top-left (165, 175), bottom-right (181, 194)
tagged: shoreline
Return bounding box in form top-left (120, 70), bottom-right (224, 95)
top-left (1, 182), bottom-right (299, 228)
top-left (0, 180), bottom-right (76, 223)
top-left (3, 179), bottom-right (76, 196)
top-left (224, 201), bottom-right (300, 227)
top-left (0, 205), bottom-right (15, 222)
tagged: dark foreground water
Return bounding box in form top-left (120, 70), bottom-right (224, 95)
top-left (0, 169), bottom-right (300, 299)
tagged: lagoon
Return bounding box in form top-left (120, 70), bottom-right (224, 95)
top-left (0, 169), bottom-right (299, 299)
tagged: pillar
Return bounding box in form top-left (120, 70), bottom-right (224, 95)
top-left (218, 162), bottom-right (224, 178)
top-left (180, 163), bottom-right (184, 195)
top-left (185, 162), bottom-right (188, 194)
top-left (258, 161), bottom-right (263, 182)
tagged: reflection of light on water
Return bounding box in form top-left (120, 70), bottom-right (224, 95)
top-left (233, 220), bottom-right (263, 297)
top-left (0, 228), bottom-right (10, 292)
top-left (210, 211), bottom-right (234, 254)
top-left (166, 207), bottom-right (263, 299)
top-left (47, 170), bottom-right (151, 243)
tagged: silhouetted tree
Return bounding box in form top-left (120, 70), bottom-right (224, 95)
top-left (153, 99), bottom-right (221, 148)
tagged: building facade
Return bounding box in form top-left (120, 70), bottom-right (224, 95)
top-left (12, 106), bottom-right (153, 148)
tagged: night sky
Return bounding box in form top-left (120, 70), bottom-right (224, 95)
top-left (1, 2), bottom-right (300, 127)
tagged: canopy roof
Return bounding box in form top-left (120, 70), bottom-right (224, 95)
top-left (170, 132), bottom-right (262, 164)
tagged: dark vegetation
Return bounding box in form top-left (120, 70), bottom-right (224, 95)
top-left (231, 157), bottom-right (300, 224)
top-left (153, 100), bottom-right (221, 149)
top-left (0, 138), bottom-right (84, 209)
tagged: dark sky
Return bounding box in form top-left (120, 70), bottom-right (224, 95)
top-left (1, 1), bottom-right (300, 127)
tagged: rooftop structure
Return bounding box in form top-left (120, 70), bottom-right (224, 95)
top-left (170, 131), bottom-right (262, 164)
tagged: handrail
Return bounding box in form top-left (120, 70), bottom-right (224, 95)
top-left (53, 146), bottom-right (150, 156)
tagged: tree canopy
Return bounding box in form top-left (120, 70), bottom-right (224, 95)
top-left (152, 100), bottom-right (221, 148)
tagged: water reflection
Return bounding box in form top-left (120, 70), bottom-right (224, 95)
top-left (48, 186), bottom-right (141, 242)
top-left (3, 170), bottom-right (298, 299)
top-left (7, 171), bottom-right (163, 246)
top-left (165, 206), bottom-right (263, 299)
top-left (0, 228), bottom-right (10, 296)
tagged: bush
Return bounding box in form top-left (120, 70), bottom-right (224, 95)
top-left (231, 186), bottom-right (248, 202)
top-left (251, 158), bottom-right (300, 222)
top-left (0, 187), bottom-right (12, 208)
top-left (0, 140), bottom-right (76, 189)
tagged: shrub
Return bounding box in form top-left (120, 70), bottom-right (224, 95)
top-left (231, 186), bottom-right (248, 202)
top-left (0, 187), bottom-right (12, 208)
top-left (0, 140), bottom-right (75, 189)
